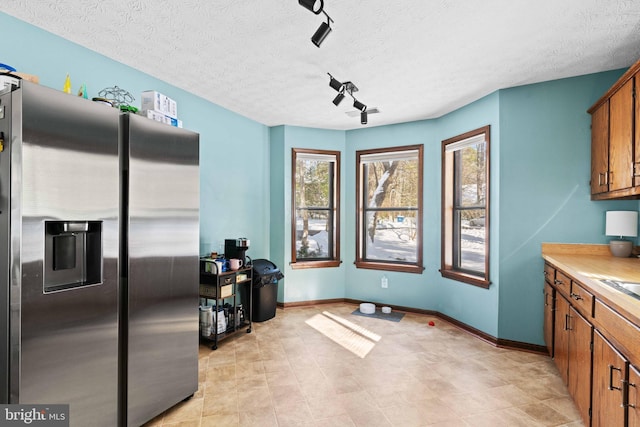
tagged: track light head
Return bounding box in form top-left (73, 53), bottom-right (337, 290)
top-left (299, 0), bottom-right (324, 15)
top-left (361, 110), bottom-right (368, 125)
top-left (353, 99), bottom-right (366, 112)
top-left (332, 91), bottom-right (345, 106)
top-left (311, 21), bottom-right (332, 47)
top-left (328, 74), bottom-right (344, 92)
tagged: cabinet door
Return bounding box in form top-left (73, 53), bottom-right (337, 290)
top-left (592, 330), bottom-right (627, 427)
top-left (543, 282), bottom-right (555, 357)
top-left (591, 101), bottom-right (610, 194)
top-left (630, 364), bottom-right (640, 427)
top-left (568, 307), bottom-right (593, 426)
top-left (635, 74), bottom-right (640, 187)
top-left (554, 294), bottom-right (570, 385)
top-left (609, 79), bottom-right (634, 192)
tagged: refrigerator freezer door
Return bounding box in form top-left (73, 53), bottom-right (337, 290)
top-left (124, 114), bottom-right (199, 426)
top-left (17, 82), bottom-right (120, 425)
top-left (0, 87), bottom-right (13, 404)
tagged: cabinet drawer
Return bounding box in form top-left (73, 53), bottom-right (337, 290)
top-left (554, 270), bottom-right (571, 299)
top-left (221, 275), bottom-right (236, 286)
top-left (544, 263), bottom-right (555, 285)
top-left (594, 299), bottom-right (640, 368)
top-left (570, 281), bottom-right (594, 317)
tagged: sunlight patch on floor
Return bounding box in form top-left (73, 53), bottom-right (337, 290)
top-left (304, 311), bottom-right (380, 358)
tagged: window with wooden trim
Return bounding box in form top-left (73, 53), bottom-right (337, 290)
top-left (441, 126), bottom-right (490, 288)
top-left (356, 145), bottom-right (423, 273)
top-left (291, 148), bottom-right (340, 268)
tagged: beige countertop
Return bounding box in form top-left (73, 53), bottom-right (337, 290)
top-left (542, 243), bottom-right (640, 326)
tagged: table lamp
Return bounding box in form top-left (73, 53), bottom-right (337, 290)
top-left (605, 211), bottom-right (638, 257)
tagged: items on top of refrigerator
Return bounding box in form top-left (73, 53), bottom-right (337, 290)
top-left (141, 90), bottom-right (178, 118)
top-left (99, 85), bottom-right (135, 108)
top-left (63, 73), bottom-right (72, 93)
top-left (0, 62), bottom-right (16, 72)
top-left (140, 90), bottom-right (182, 128)
top-left (143, 109), bottom-right (183, 128)
top-left (0, 63), bottom-right (39, 84)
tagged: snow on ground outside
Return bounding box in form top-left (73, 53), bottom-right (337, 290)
top-left (296, 218), bottom-right (484, 271)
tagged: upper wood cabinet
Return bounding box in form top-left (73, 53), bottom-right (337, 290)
top-left (589, 58), bottom-right (640, 200)
top-left (591, 101), bottom-right (610, 195)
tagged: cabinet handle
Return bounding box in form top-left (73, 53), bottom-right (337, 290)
top-left (634, 163), bottom-right (640, 177)
top-left (598, 172), bottom-right (603, 186)
top-left (607, 171), bottom-right (612, 185)
top-left (570, 292), bottom-right (583, 301)
top-left (609, 365), bottom-right (622, 391)
top-left (544, 292), bottom-right (549, 307)
top-left (554, 279), bottom-right (564, 286)
top-left (564, 314), bottom-right (572, 331)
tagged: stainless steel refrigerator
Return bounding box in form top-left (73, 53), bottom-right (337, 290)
top-left (0, 81), bottom-right (199, 426)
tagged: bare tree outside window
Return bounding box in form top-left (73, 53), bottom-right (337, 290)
top-left (356, 145), bottom-right (424, 273)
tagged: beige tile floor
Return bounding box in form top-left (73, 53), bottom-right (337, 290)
top-left (144, 303), bottom-right (584, 427)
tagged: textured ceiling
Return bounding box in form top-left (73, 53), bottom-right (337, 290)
top-left (2, 1), bottom-right (640, 130)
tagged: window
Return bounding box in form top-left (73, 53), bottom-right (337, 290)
top-left (356, 145), bottom-right (423, 273)
top-left (441, 126), bottom-right (490, 288)
top-left (291, 148), bottom-right (340, 268)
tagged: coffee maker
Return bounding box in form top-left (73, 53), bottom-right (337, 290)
top-left (225, 238), bottom-right (250, 266)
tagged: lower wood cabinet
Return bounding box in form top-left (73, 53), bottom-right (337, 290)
top-left (568, 307), bottom-right (593, 426)
top-left (553, 293), bottom-right (592, 425)
top-left (554, 294), bottom-right (570, 385)
top-left (544, 260), bottom-right (640, 426)
top-left (630, 365), bottom-right (640, 427)
top-left (543, 281), bottom-right (555, 357)
top-left (593, 329), bottom-right (627, 426)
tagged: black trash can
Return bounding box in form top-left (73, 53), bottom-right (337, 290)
top-left (250, 259), bottom-right (284, 322)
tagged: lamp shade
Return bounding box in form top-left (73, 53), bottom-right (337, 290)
top-left (605, 211), bottom-right (638, 237)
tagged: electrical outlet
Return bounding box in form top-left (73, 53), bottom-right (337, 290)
top-left (381, 275), bottom-right (388, 288)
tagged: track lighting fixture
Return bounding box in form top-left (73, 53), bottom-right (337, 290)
top-left (311, 18), bottom-right (332, 47)
top-left (326, 73), bottom-right (370, 125)
top-left (332, 90), bottom-right (345, 106)
top-left (329, 75), bottom-right (344, 92)
top-left (299, 0), bottom-right (334, 47)
top-left (298, 0), bottom-right (323, 14)
top-left (353, 99), bottom-right (366, 112)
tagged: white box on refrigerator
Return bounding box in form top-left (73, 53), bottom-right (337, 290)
top-left (141, 90), bottom-right (178, 119)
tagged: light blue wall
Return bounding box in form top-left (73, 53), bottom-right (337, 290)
top-left (269, 125), bottom-right (347, 302)
top-left (269, 126), bottom-right (286, 301)
top-left (497, 71), bottom-right (636, 344)
top-left (1, 12), bottom-right (271, 260)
